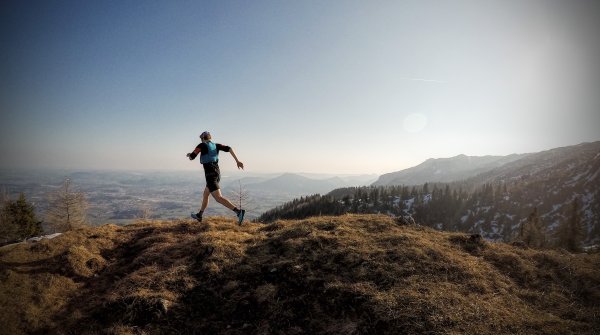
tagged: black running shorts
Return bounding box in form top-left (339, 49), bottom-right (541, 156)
top-left (203, 162), bottom-right (221, 192)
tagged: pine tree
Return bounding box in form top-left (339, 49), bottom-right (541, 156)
top-left (371, 188), bottom-right (380, 209)
top-left (556, 198), bottom-right (583, 252)
top-left (519, 207), bottom-right (546, 248)
top-left (342, 195), bottom-right (351, 208)
top-left (401, 186), bottom-right (410, 201)
top-left (15, 193), bottom-right (42, 238)
top-left (0, 190), bottom-right (13, 243)
top-left (46, 178), bottom-right (88, 232)
top-left (0, 193), bottom-right (42, 243)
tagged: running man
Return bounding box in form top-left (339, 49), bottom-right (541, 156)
top-left (186, 131), bottom-right (245, 224)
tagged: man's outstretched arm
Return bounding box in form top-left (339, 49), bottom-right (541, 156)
top-left (187, 144), bottom-right (202, 160)
top-left (229, 148), bottom-right (244, 169)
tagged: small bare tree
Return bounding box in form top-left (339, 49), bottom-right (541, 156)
top-left (229, 181), bottom-right (255, 215)
top-left (135, 203), bottom-right (154, 223)
top-left (46, 178), bottom-right (88, 232)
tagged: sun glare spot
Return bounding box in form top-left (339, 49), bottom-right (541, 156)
top-left (403, 113), bottom-right (428, 133)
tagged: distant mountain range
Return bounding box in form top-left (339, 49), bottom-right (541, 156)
top-left (372, 153), bottom-right (529, 186)
top-left (259, 141), bottom-right (600, 245)
top-left (223, 173), bottom-right (377, 196)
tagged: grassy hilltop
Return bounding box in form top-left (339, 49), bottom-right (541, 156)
top-left (1, 214), bottom-right (599, 334)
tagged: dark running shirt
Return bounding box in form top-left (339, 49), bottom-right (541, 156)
top-left (188, 142), bottom-right (231, 161)
top-left (189, 142), bottom-right (230, 191)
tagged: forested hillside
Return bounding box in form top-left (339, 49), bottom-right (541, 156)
top-left (259, 142), bottom-right (600, 246)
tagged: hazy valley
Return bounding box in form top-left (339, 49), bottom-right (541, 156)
top-left (0, 169), bottom-right (376, 225)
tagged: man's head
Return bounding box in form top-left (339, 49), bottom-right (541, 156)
top-left (200, 131), bottom-right (211, 142)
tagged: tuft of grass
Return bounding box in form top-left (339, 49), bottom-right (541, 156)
top-left (0, 214), bottom-right (598, 334)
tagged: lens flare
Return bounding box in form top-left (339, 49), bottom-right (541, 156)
top-left (403, 113), bottom-right (428, 133)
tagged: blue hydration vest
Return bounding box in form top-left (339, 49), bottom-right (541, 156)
top-left (200, 141), bottom-right (219, 164)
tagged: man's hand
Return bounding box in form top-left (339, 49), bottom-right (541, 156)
top-left (237, 161), bottom-right (244, 170)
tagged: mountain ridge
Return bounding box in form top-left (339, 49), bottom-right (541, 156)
top-left (373, 153), bottom-right (530, 186)
top-left (224, 172), bottom-right (375, 196)
top-left (258, 141), bottom-right (600, 245)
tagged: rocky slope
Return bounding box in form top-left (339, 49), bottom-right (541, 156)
top-left (458, 141), bottom-right (600, 243)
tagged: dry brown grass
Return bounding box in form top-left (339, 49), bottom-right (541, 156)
top-left (0, 214), bottom-right (598, 334)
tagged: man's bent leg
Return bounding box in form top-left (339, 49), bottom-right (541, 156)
top-left (211, 189), bottom-right (245, 225)
top-left (210, 189), bottom-right (236, 210)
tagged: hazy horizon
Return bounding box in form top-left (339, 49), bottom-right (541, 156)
top-left (0, 139), bottom-right (594, 177)
top-left (2, 1), bottom-right (599, 174)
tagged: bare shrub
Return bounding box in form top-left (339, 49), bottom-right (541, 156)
top-left (46, 178), bottom-right (88, 232)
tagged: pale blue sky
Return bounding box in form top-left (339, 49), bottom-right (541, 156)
top-left (1, 0), bottom-right (599, 174)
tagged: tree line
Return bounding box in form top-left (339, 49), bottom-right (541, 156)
top-left (258, 182), bottom-right (586, 252)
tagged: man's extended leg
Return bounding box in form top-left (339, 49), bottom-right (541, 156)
top-left (191, 187), bottom-right (211, 222)
top-left (211, 189), bottom-right (245, 224)
top-left (201, 187), bottom-right (210, 211)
